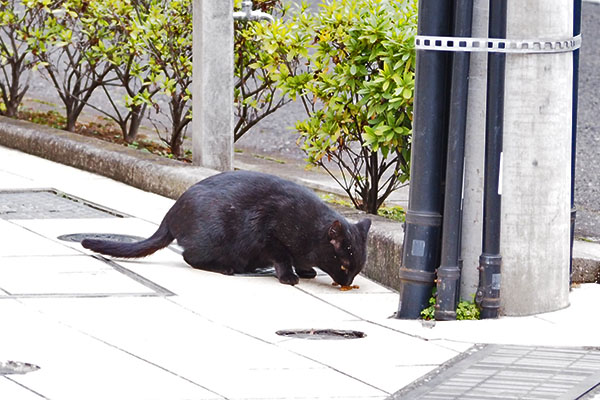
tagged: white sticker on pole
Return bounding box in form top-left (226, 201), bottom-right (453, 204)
top-left (498, 152), bottom-right (503, 195)
top-left (411, 239), bottom-right (426, 257)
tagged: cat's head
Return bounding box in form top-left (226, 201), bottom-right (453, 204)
top-left (322, 218), bottom-right (372, 286)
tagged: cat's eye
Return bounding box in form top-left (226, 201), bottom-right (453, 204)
top-left (341, 265), bottom-right (348, 271)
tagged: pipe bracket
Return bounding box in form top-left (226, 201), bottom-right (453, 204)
top-left (405, 210), bottom-right (442, 226)
top-left (415, 34), bottom-right (582, 54)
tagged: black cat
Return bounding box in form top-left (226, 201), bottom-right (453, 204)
top-left (82, 171), bottom-right (371, 286)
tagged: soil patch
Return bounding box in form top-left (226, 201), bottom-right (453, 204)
top-left (17, 109), bottom-right (191, 163)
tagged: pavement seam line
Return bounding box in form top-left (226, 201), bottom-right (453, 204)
top-left (4, 376), bottom-right (50, 400)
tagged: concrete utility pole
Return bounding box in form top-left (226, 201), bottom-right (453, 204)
top-left (192, 0), bottom-right (234, 171)
top-left (461, 1), bottom-right (574, 315)
top-left (500, 0), bottom-right (573, 315)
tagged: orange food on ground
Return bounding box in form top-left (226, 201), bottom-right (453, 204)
top-left (331, 282), bottom-right (360, 291)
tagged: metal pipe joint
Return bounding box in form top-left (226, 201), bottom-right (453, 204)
top-left (476, 253), bottom-right (501, 318)
top-left (233, 0), bottom-right (275, 23)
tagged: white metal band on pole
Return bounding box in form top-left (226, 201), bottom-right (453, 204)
top-left (415, 34), bottom-right (582, 54)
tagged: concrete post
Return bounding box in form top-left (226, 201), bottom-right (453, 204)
top-left (460, 0), bottom-right (488, 301)
top-left (500, 1), bottom-right (572, 315)
top-left (192, 0), bottom-right (234, 171)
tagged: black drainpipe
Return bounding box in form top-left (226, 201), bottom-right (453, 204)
top-left (435, 0), bottom-right (474, 321)
top-left (476, 0), bottom-right (507, 319)
top-left (570, 0), bottom-right (582, 282)
top-left (396, 0), bottom-right (453, 319)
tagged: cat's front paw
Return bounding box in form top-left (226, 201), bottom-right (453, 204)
top-left (278, 273), bottom-right (300, 286)
top-left (220, 267), bottom-right (235, 276)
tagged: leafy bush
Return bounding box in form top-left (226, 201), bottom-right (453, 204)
top-left (79, 0), bottom-right (160, 144)
top-left (233, 0), bottom-right (297, 141)
top-left (22, 0), bottom-right (114, 131)
top-left (265, 0), bottom-right (417, 214)
top-left (129, 0), bottom-right (193, 157)
top-left (126, 0), bottom-right (290, 154)
top-left (0, 0), bottom-right (40, 117)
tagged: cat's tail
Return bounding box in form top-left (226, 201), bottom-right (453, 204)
top-left (81, 219), bottom-right (174, 258)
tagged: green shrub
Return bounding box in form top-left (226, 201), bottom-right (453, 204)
top-left (233, 0), bottom-right (298, 141)
top-left (0, 0), bottom-right (40, 117)
top-left (80, 0), bottom-right (161, 144)
top-left (130, 0), bottom-right (193, 157)
top-left (264, 0), bottom-right (417, 214)
top-left (22, 0), bottom-right (114, 131)
top-left (22, 0), bottom-right (186, 149)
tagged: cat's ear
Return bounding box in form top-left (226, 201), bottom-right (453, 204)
top-left (357, 218), bottom-right (372, 237)
top-left (328, 220), bottom-right (344, 250)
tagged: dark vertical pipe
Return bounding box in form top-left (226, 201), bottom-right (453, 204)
top-left (476, 0), bottom-right (506, 319)
top-left (396, 0), bottom-right (452, 319)
top-left (435, 0), bottom-right (474, 321)
top-left (570, 0), bottom-right (582, 283)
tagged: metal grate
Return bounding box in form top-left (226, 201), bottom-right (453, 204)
top-left (0, 190), bottom-right (123, 219)
top-left (275, 329), bottom-right (366, 340)
top-left (0, 361), bottom-right (40, 375)
top-left (391, 345), bottom-right (600, 400)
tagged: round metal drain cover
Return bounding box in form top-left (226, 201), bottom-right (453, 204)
top-left (276, 329), bottom-right (366, 340)
top-left (0, 361), bottom-right (40, 375)
top-left (57, 233), bottom-right (146, 243)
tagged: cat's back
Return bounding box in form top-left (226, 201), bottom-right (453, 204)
top-left (172, 170), bottom-right (329, 217)
top-left (166, 171), bottom-right (344, 265)
top-left (195, 171), bottom-right (316, 197)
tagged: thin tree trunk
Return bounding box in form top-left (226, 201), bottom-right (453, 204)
top-left (124, 105), bottom-right (145, 143)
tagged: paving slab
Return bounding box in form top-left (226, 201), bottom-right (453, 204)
top-left (0, 255), bottom-right (155, 297)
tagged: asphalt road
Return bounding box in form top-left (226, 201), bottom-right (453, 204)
top-left (574, 1), bottom-right (600, 241)
top-left (17, 0), bottom-right (600, 241)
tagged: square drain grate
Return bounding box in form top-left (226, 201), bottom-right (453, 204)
top-left (0, 189), bottom-right (124, 220)
top-left (391, 344), bottom-right (600, 400)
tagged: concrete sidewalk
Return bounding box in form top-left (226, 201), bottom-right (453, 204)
top-left (1, 145), bottom-right (599, 400)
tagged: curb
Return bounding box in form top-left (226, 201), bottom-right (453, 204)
top-left (0, 116), bottom-right (217, 199)
top-left (0, 116), bottom-right (598, 291)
